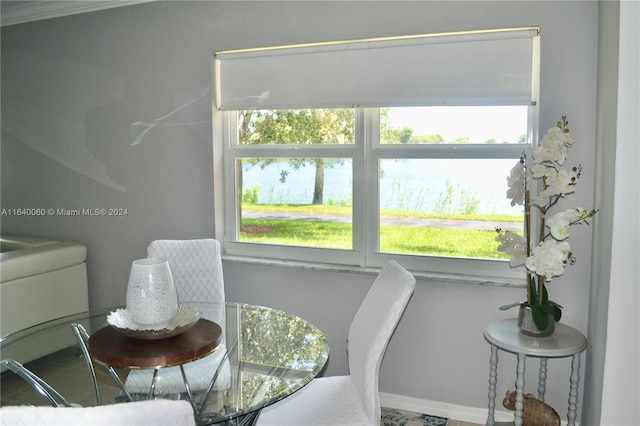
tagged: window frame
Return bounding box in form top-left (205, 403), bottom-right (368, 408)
top-left (216, 106), bottom-right (537, 281)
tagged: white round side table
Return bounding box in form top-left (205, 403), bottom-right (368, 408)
top-left (484, 319), bottom-right (587, 426)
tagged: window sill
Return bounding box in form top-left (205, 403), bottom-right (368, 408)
top-left (222, 255), bottom-right (525, 288)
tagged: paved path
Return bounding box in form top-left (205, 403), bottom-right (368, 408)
top-left (242, 211), bottom-right (522, 232)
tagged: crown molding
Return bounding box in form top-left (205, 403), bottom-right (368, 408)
top-left (1, 1), bottom-right (156, 27)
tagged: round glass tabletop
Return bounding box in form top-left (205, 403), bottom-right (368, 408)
top-left (0, 302), bottom-right (329, 425)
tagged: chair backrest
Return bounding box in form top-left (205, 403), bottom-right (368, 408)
top-left (347, 261), bottom-right (416, 422)
top-left (147, 239), bottom-right (225, 303)
top-left (0, 400), bottom-right (196, 426)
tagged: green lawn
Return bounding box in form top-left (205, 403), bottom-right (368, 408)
top-left (242, 203), bottom-right (519, 222)
top-left (240, 203), bottom-right (517, 259)
top-left (380, 225), bottom-right (506, 258)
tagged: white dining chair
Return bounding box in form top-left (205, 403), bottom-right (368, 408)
top-left (0, 399), bottom-right (196, 426)
top-left (124, 239), bottom-right (230, 395)
top-left (256, 260), bottom-right (416, 426)
top-left (147, 238), bottom-right (225, 303)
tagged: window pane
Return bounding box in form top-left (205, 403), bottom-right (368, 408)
top-left (381, 106), bottom-right (528, 144)
top-left (238, 158), bottom-right (353, 249)
top-left (239, 109), bottom-right (355, 145)
top-left (378, 158), bottom-right (523, 259)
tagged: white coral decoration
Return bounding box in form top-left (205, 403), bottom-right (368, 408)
top-left (525, 240), bottom-right (571, 281)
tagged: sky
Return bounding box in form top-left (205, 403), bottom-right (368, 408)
top-left (388, 105), bottom-right (528, 143)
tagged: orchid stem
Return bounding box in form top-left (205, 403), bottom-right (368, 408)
top-left (524, 185), bottom-right (532, 305)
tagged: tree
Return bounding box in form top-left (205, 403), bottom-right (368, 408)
top-left (409, 133), bottom-right (445, 144)
top-left (381, 126), bottom-right (413, 144)
top-left (239, 109), bottom-right (354, 204)
top-left (380, 108), bottom-right (413, 144)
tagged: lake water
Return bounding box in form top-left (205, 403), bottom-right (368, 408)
top-left (242, 158), bottom-right (521, 216)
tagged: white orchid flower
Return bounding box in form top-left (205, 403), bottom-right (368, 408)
top-left (496, 230), bottom-right (527, 267)
top-left (531, 169), bottom-right (577, 207)
top-left (548, 208), bottom-right (594, 240)
top-left (545, 125), bottom-right (575, 148)
top-left (497, 117), bottom-right (598, 321)
top-left (547, 209), bottom-right (577, 240)
top-left (506, 160), bottom-right (526, 206)
top-left (525, 240), bottom-right (571, 281)
top-left (533, 137), bottom-right (567, 166)
top-left (530, 163), bottom-right (557, 179)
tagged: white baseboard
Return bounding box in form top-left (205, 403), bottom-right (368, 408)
top-left (380, 392), bottom-right (512, 424)
top-left (380, 392), bottom-right (577, 426)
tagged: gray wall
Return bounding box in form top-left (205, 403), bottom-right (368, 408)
top-left (583, 2), bottom-right (619, 423)
top-left (1, 1), bottom-right (601, 421)
top-left (591, 1), bottom-right (640, 424)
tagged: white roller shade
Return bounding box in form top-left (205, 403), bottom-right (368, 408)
top-left (215, 27), bottom-right (539, 111)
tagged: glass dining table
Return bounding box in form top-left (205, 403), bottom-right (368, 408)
top-left (0, 302), bottom-right (330, 425)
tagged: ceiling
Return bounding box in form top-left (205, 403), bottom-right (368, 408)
top-left (0, 1), bottom-right (156, 27)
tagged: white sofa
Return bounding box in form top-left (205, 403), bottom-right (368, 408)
top-left (1, 235), bottom-right (89, 365)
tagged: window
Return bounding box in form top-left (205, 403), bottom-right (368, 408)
top-left (214, 28), bottom-right (540, 279)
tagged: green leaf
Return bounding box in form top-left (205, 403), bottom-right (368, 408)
top-left (549, 301), bottom-right (563, 322)
top-left (541, 300), bottom-right (563, 322)
top-left (549, 300), bottom-right (564, 310)
top-left (500, 301), bottom-right (526, 311)
top-left (539, 303), bottom-right (556, 316)
top-left (541, 284), bottom-right (550, 304)
top-left (528, 277), bottom-right (537, 305)
top-left (553, 305), bottom-right (562, 322)
top-left (532, 305), bottom-right (550, 331)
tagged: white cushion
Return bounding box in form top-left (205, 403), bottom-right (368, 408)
top-left (0, 400), bottom-right (195, 426)
top-left (0, 236), bottom-right (89, 360)
top-left (1, 236), bottom-right (86, 283)
top-left (258, 376), bottom-right (372, 426)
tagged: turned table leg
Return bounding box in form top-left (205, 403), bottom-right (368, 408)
top-left (487, 344), bottom-right (499, 426)
top-left (538, 357), bottom-right (548, 401)
top-left (567, 353), bottom-right (581, 426)
top-left (514, 353), bottom-right (526, 426)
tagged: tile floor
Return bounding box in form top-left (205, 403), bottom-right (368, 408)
top-left (1, 346), bottom-right (482, 426)
top-left (1, 346), bottom-right (125, 408)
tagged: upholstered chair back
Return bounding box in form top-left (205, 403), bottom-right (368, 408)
top-left (147, 239), bottom-right (225, 303)
top-left (347, 260), bottom-right (416, 422)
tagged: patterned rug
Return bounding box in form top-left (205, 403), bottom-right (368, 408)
top-left (381, 407), bottom-right (448, 426)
